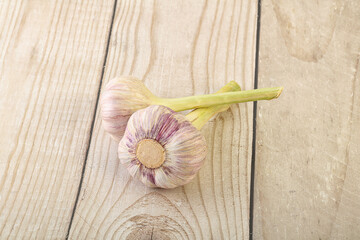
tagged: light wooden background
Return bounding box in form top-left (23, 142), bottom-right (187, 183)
top-left (0, 0), bottom-right (359, 239)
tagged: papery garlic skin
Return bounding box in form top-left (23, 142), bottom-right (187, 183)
top-left (100, 77), bottom-right (159, 141)
top-left (118, 105), bottom-right (207, 189)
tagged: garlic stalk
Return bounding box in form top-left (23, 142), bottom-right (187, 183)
top-left (100, 76), bottom-right (283, 140)
top-left (100, 77), bottom-right (282, 141)
top-left (118, 82), bottom-right (248, 188)
top-left (186, 80), bottom-right (241, 129)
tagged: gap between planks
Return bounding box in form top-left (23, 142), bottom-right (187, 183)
top-left (249, 0), bottom-right (262, 239)
top-left (65, 0), bottom-right (119, 238)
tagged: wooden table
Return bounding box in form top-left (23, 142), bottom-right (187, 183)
top-left (0, 0), bottom-right (359, 239)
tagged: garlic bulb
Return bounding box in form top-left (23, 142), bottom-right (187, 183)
top-left (100, 76), bottom-right (283, 141)
top-left (118, 105), bottom-right (207, 188)
top-left (117, 80), bottom-right (243, 188)
top-left (100, 76), bottom-right (158, 141)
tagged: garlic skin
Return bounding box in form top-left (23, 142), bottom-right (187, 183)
top-left (118, 105), bottom-right (207, 189)
top-left (100, 77), bottom-right (159, 141)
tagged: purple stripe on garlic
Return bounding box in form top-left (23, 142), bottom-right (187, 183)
top-left (118, 105), bottom-right (207, 189)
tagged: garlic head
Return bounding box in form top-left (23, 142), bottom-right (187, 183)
top-left (118, 105), bottom-right (207, 189)
top-left (100, 76), bottom-right (159, 141)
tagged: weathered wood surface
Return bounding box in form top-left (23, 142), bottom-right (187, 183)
top-left (69, 0), bottom-right (258, 239)
top-left (0, 0), bottom-right (115, 238)
top-left (3, 0), bottom-right (359, 239)
top-left (254, 0), bottom-right (360, 239)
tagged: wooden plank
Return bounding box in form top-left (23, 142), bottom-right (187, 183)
top-left (0, 0), bottom-right (115, 238)
top-left (69, 0), bottom-right (258, 239)
top-left (254, 0), bottom-right (360, 239)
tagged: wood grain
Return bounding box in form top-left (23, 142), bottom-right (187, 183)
top-left (69, 0), bottom-right (258, 239)
top-left (254, 0), bottom-right (360, 239)
top-left (0, 0), bottom-right (115, 238)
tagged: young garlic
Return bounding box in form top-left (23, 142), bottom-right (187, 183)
top-left (118, 82), bottom-right (282, 188)
top-left (100, 76), bottom-right (283, 141)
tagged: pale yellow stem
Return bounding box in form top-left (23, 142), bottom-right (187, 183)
top-left (186, 81), bottom-right (241, 130)
top-left (155, 87), bottom-right (283, 112)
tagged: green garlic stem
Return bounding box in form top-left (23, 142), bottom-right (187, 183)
top-left (186, 81), bottom-right (241, 130)
top-left (156, 87), bottom-right (283, 112)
